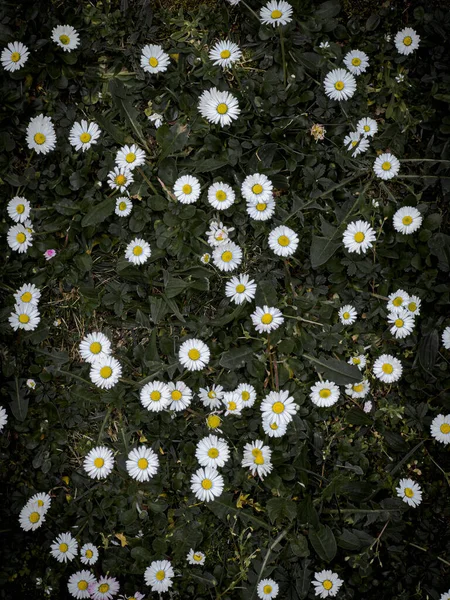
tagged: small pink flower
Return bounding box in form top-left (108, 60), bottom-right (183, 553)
top-left (44, 249), bottom-right (56, 260)
top-left (363, 400), bottom-right (373, 413)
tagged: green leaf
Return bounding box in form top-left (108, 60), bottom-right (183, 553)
top-left (296, 559), bottom-right (312, 599)
top-left (156, 123), bottom-right (189, 165)
top-left (149, 297), bottom-right (168, 324)
top-left (110, 79), bottom-right (148, 150)
top-left (290, 535), bottom-right (310, 557)
top-left (418, 330), bottom-right (439, 372)
top-left (308, 524), bottom-right (337, 562)
top-left (130, 546), bottom-right (153, 562)
top-left (310, 236), bottom-right (341, 269)
top-left (345, 406), bottom-right (372, 426)
top-left (219, 346), bottom-right (254, 369)
top-left (9, 377), bottom-right (28, 422)
top-left (266, 498), bottom-right (297, 523)
top-left (304, 355), bottom-right (363, 385)
top-left (206, 493), bottom-right (271, 531)
top-left (81, 197), bottom-right (115, 228)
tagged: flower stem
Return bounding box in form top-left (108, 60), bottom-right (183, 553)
top-left (280, 27), bottom-right (287, 88)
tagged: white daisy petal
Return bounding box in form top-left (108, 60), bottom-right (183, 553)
top-left (174, 175), bottom-right (201, 204)
top-left (345, 379), bottom-right (370, 399)
top-left (342, 220), bottom-right (376, 254)
top-left (338, 304), bottom-right (357, 325)
top-left (167, 381), bottom-right (193, 411)
top-left (373, 152), bottom-right (400, 180)
top-left (7, 196), bottom-right (31, 223)
top-left (115, 196), bottom-right (133, 217)
top-left (50, 532), bottom-right (78, 563)
top-left (19, 503), bottom-right (45, 531)
top-left (196, 434), bottom-right (230, 468)
top-left (323, 68), bottom-right (357, 101)
top-left (207, 182), bottom-right (235, 210)
top-left (260, 390), bottom-right (296, 425)
top-left (179, 338), bottom-right (210, 371)
top-left (387, 307), bottom-right (415, 339)
top-left (13, 283), bottom-right (40, 306)
top-left (115, 144), bottom-right (146, 170)
top-left (212, 242), bottom-right (243, 272)
top-left (67, 570), bottom-right (96, 599)
top-left (89, 356), bottom-right (122, 389)
top-left (356, 117), bottom-right (378, 137)
top-left (373, 354), bottom-right (403, 383)
top-left (225, 274), bottom-right (257, 305)
top-left (9, 303), bottom-right (40, 331)
top-left (125, 237), bottom-right (151, 265)
top-left (7, 224), bottom-right (33, 253)
top-left (190, 466), bottom-right (224, 502)
top-left (79, 332), bottom-right (112, 364)
top-left (140, 381), bottom-right (171, 412)
top-left (69, 120), bottom-right (101, 152)
top-left (79, 543), bottom-right (99, 565)
top-left (393, 206), bottom-right (422, 234)
top-left (257, 578), bottom-right (279, 600)
top-left (310, 380), bottom-right (340, 408)
top-left (209, 40), bottom-right (242, 68)
top-left (268, 225), bottom-right (299, 257)
top-left (394, 27), bottom-right (420, 55)
top-left (126, 446), bottom-right (159, 482)
top-left (1, 41), bottom-right (29, 72)
top-left (260, 0), bottom-right (293, 27)
top-left (251, 306), bottom-right (284, 334)
top-left (242, 440), bottom-right (273, 479)
top-left (343, 49), bottom-right (369, 75)
top-left (241, 173), bottom-right (273, 203)
top-left (144, 560), bottom-right (174, 593)
top-left (140, 45), bottom-right (170, 74)
top-left (198, 87), bottom-right (240, 127)
top-left (26, 114), bottom-right (56, 154)
top-left (430, 414), bottom-right (450, 445)
top-left (187, 549), bottom-right (206, 565)
top-left (51, 25), bottom-right (80, 52)
top-left (396, 478), bottom-right (422, 507)
top-left (312, 570), bottom-right (344, 598)
top-left (107, 166), bottom-right (134, 192)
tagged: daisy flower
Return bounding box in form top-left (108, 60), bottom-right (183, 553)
top-left (251, 306), bottom-right (284, 334)
top-left (393, 206), bottom-right (422, 234)
top-left (199, 385), bottom-right (224, 410)
top-left (356, 117), bottom-right (378, 137)
top-left (90, 356), bottom-right (122, 389)
top-left (268, 225), bottom-right (299, 257)
top-left (119, 593), bottom-right (145, 600)
top-left (18, 503), bottom-right (45, 531)
top-left (51, 25), bottom-right (80, 51)
top-left (140, 44), bottom-right (170, 74)
top-left (198, 87), bottom-right (240, 127)
top-left (68, 570), bottom-right (96, 599)
top-left (69, 120), bottom-right (101, 152)
top-left (1, 41), bottom-right (29, 72)
top-left (50, 532), bottom-right (78, 563)
top-left (225, 274), bottom-right (257, 305)
top-left (260, 390), bottom-right (296, 426)
top-left (343, 132), bottom-right (370, 157)
top-left (26, 114), bottom-right (56, 154)
top-left (144, 560), bottom-right (174, 593)
top-left (387, 308), bottom-right (415, 339)
top-left (84, 446), bottom-right (114, 479)
top-left (394, 27), bottom-right (420, 55)
top-left (430, 414), bottom-right (450, 445)
top-left (338, 304), bottom-right (357, 325)
top-left (257, 578), bottom-right (279, 599)
top-left (179, 338), bottom-right (210, 371)
top-left (173, 174), bottom-right (201, 204)
top-left (209, 40), bottom-right (242, 68)
top-left (206, 413), bottom-right (222, 430)
top-left (310, 381), bottom-right (340, 408)
top-left (405, 295), bottom-right (421, 316)
top-left (241, 173), bottom-right (273, 203)
top-left (125, 238), bottom-right (151, 265)
top-left (262, 417), bottom-right (288, 438)
top-left (373, 153), bottom-right (400, 180)
top-left (7, 196), bottom-right (31, 223)
top-left (140, 381), bottom-right (171, 412)
top-left (25, 492), bottom-right (51, 514)
top-left (246, 197), bottom-right (276, 221)
top-left (310, 123), bottom-right (327, 141)
top-left (342, 220), bottom-right (376, 254)
top-left (207, 182), bottom-right (235, 210)
top-left (223, 391), bottom-right (243, 416)
top-left (439, 592), bottom-right (450, 600)
top-left (148, 112), bottom-right (163, 128)
top-left (242, 440), bottom-right (273, 479)
top-left (89, 576), bottom-right (120, 600)
top-left (373, 354), bottom-right (403, 383)
top-left (7, 224), bottom-right (33, 253)
top-left (442, 326), bottom-right (450, 349)
top-left (107, 166), bottom-right (133, 192)
top-left (312, 570), bottom-right (343, 598)
top-left (206, 221), bottom-right (234, 246)
top-left (80, 543), bottom-right (99, 565)
top-left (9, 303), bottom-right (40, 331)
top-left (348, 354), bottom-right (366, 370)
top-left (212, 242), bottom-right (243, 272)
top-left (323, 68), bottom-right (357, 101)
top-left (235, 383), bottom-right (257, 407)
top-left (79, 332), bottom-right (112, 364)
top-left (115, 144), bottom-right (146, 171)
top-left (260, 0), bottom-right (293, 27)
top-left (387, 289), bottom-right (409, 311)
top-left (187, 549), bottom-right (206, 565)
top-left (14, 283), bottom-right (40, 306)
top-left (126, 446), bottom-right (159, 482)
top-left (115, 196), bottom-right (133, 217)
top-left (191, 466), bottom-right (224, 502)
top-left (201, 253), bottom-right (211, 264)
top-left (27, 378), bottom-right (37, 389)
top-left (196, 434), bottom-right (230, 468)
top-left (396, 478), bottom-right (422, 507)
top-left (343, 49), bottom-right (369, 75)
top-left (345, 379), bottom-right (370, 399)
top-left (167, 381), bottom-right (193, 411)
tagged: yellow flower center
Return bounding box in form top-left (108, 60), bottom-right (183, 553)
top-left (16, 203), bottom-right (25, 214)
top-left (351, 140), bottom-right (358, 147)
top-left (207, 391), bottom-right (216, 399)
top-left (395, 319), bottom-right (404, 328)
top-left (21, 291), bottom-right (32, 302)
top-left (37, 500), bottom-right (44, 506)
top-left (59, 543), bottom-right (69, 553)
top-left (221, 250), bottom-right (233, 262)
top-left (207, 415), bottom-right (221, 429)
top-left (271, 9), bottom-right (282, 18)
top-left (402, 215), bottom-right (413, 225)
top-left (115, 174), bottom-right (126, 185)
top-left (351, 57), bottom-right (361, 66)
top-left (171, 390), bottom-right (182, 401)
top-left (201, 478), bottom-right (213, 489)
top-left (319, 389), bottom-right (331, 398)
top-left (220, 50), bottom-right (231, 59)
top-left (155, 570), bottom-right (165, 580)
top-left (78, 581), bottom-right (88, 591)
top-left (323, 580), bottom-right (333, 590)
top-left (252, 183), bottom-right (263, 194)
top-left (80, 132), bottom-right (91, 143)
top-left (352, 357), bottom-right (361, 364)
top-left (208, 447), bottom-right (219, 458)
top-left (382, 363), bottom-right (393, 374)
top-left (215, 190), bottom-right (227, 201)
top-left (408, 302), bottom-right (416, 312)
top-left (94, 457), bottom-right (104, 468)
top-left (126, 152), bottom-right (136, 163)
top-left (217, 103), bottom-right (228, 114)
top-left (278, 235), bottom-right (290, 247)
top-left (228, 401), bottom-right (237, 411)
top-left (100, 366), bottom-right (112, 379)
top-left (90, 342), bottom-right (102, 354)
top-left (85, 549), bottom-right (94, 558)
top-left (150, 391), bottom-right (161, 401)
top-left (363, 125), bottom-right (370, 132)
top-left (34, 133), bottom-right (46, 145)
top-left (272, 401), bottom-right (285, 414)
top-left (119, 201), bottom-right (127, 211)
top-left (241, 391), bottom-right (250, 401)
top-left (235, 284), bottom-right (246, 293)
top-left (334, 80), bottom-right (344, 90)
top-left (256, 202), bottom-right (267, 211)
top-left (99, 584), bottom-right (110, 593)
top-left (404, 487), bottom-right (414, 498)
top-left (270, 422), bottom-right (278, 430)
top-left (193, 553), bottom-right (203, 561)
top-left (182, 184), bottom-right (192, 195)
top-left (263, 585), bottom-right (273, 594)
top-left (149, 57), bottom-right (159, 67)
top-left (343, 312), bottom-right (350, 320)
top-left (353, 384), bottom-right (364, 393)
top-left (382, 161), bottom-right (391, 171)
top-left (439, 423), bottom-right (450, 434)
top-left (354, 232), bottom-right (365, 243)
top-left (188, 348), bottom-right (201, 360)
top-left (403, 36), bottom-right (412, 46)
top-left (138, 458), bottom-right (148, 469)
top-left (393, 297), bottom-right (403, 307)
top-left (252, 448), bottom-right (262, 457)
top-left (261, 313), bottom-right (273, 324)
top-left (59, 34), bottom-right (70, 45)
top-left (254, 454), bottom-right (265, 465)
top-left (16, 232), bottom-right (26, 243)
top-left (19, 314), bottom-right (30, 324)
top-left (133, 245), bottom-right (143, 256)
top-left (10, 51), bottom-right (20, 62)
top-left (29, 511), bottom-right (40, 523)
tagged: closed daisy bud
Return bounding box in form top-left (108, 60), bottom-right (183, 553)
top-left (393, 206), bottom-right (422, 234)
top-left (14, 283), bottom-right (40, 306)
top-left (187, 549), bottom-right (206, 565)
top-left (7, 196), bottom-right (31, 223)
top-left (338, 304), bottom-right (357, 325)
top-left (79, 542), bottom-right (98, 565)
top-left (179, 338), bottom-right (210, 371)
top-left (323, 68), bottom-right (357, 101)
top-left (190, 466), bottom-right (224, 502)
top-left (51, 25), bottom-right (80, 52)
top-left (396, 478), bottom-right (422, 507)
top-left (343, 49), bottom-right (369, 75)
top-left (430, 414), bottom-right (450, 445)
top-left (373, 152), bottom-right (400, 180)
top-left (268, 225), bottom-right (299, 257)
top-left (260, 0), bottom-right (293, 27)
top-left (312, 570), bottom-right (343, 598)
top-left (394, 27), bottom-right (420, 55)
top-left (26, 114), bottom-right (56, 154)
top-left (200, 253), bottom-right (211, 264)
top-left (196, 434), bottom-right (230, 468)
top-left (144, 560), bottom-right (174, 593)
top-left (7, 224), bottom-right (33, 253)
top-left (257, 578), bottom-right (279, 599)
top-left (174, 174), bottom-right (201, 204)
top-left (140, 44), bottom-right (170, 74)
top-left (209, 40), bottom-right (242, 68)
top-left (225, 274), bottom-right (257, 305)
top-left (69, 120), bottom-right (101, 152)
top-left (342, 220), bottom-right (376, 254)
top-left (115, 144), bottom-right (146, 171)
top-left (90, 356), bottom-right (122, 389)
top-left (310, 380), bottom-right (340, 407)
top-left (67, 570), bottom-right (96, 599)
top-left (251, 306), bottom-right (284, 334)
top-left (140, 381), bottom-right (171, 412)
top-left (1, 41), bottom-right (29, 72)
top-left (50, 532), bottom-right (78, 562)
top-left (9, 303), bottom-right (40, 331)
top-left (198, 88), bottom-right (240, 127)
top-left (373, 354), bottom-right (402, 383)
top-left (387, 308), bottom-right (415, 339)
top-left (126, 446), bottom-right (159, 482)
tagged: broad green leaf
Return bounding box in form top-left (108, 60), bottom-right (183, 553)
top-left (266, 498), bottom-right (297, 523)
top-left (310, 236), bottom-right (341, 269)
top-left (156, 122), bottom-right (189, 164)
top-left (345, 406), bottom-right (372, 426)
top-left (81, 197), bottom-right (115, 227)
top-left (308, 524), bottom-right (337, 562)
top-left (219, 346), bottom-right (254, 369)
top-left (304, 354), bottom-right (363, 385)
top-left (418, 330), bottom-right (439, 372)
top-left (9, 378), bottom-right (29, 422)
